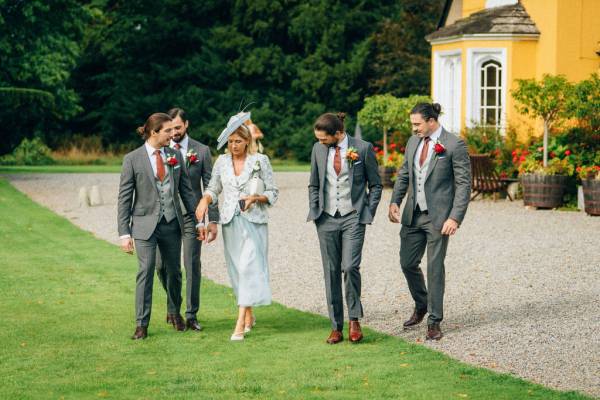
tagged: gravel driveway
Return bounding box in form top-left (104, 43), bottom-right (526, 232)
top-left (6, 172), bottom-right (600, 398)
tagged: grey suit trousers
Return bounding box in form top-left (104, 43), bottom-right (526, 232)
top-left (315, 212), bottom-right (365, 331)
top-left (134, 218), bottom-right (182, 326)
top-left (156, 215), bottom-right (200, 319)
top-left (399, 209), bottom-right (449, 324)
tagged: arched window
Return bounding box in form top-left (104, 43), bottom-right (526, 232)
top-left (479, 60), bottom-right (502, 129)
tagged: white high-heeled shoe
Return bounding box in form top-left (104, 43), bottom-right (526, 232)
top-left (244, 316), bottom-right (256, 333)
top-left (230, 331), bottom-right (245, 341)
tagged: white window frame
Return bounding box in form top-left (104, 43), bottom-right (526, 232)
top-left (433, 49), bottom-right (462, 134)
top-left (485, 0), bottom-right (518, 8)
top-left (466, 48), bottom-right (507, 131)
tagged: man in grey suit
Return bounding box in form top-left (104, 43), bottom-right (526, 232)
top-left (156, 108), bottom-right (219, 332)
top-left (118, 112), bottom-right (199, 340)
top-left (388, 103), bottom-right (471, 341)
top-left (308, 112), bottom-right (382, 344)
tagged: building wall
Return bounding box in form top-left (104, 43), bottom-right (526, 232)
top-left (431, 0), bottom-right (600, 142)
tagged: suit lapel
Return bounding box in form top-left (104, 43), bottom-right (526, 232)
top-left (347, 135), bottom-right (355, 193)
top-left (407, 136), bottom-right (419, 176)
top-left (140, 146), bottom-right (160, 195)
top-left (318, 143), bottom-right (328, 189)
top-left (424, 129), bottom-right (448, 183)
top-left (164, 147), bottom-right (178, 197)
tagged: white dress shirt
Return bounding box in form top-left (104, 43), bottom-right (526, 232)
top-left (145, 142), bottom-right (167, 180)
top-left (170, 135), bottom-right (189, 160)
top-left (327, 133), bottom-right (348, 174)
top-left (413, 125), bottom-right (443, 166)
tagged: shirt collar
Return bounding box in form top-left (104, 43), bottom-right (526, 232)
top-left (428, 126), bottom-right (443, 142)
top-left (171, 135), bottom-right (188, 150)
top-left (145, 141), bottom-right (164, 158)
top-left (332, 133), bottom-right (348, 150)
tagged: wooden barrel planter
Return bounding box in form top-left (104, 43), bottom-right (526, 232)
top-left (582, 179), bottom-right (600, 216)
top-left (521, 174), bottom-right (567, 208)
top-left (379, 166), bottom-right (396, 188)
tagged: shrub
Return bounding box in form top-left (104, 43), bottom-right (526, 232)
top-left (0, 138), bottom-right (55, 166)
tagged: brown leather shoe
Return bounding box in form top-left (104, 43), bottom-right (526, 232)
top-left (349, 321), bottom-right (363, 343)
top-left (166, 314), bottom-right (174, 324)
top-left (186, 318), bottom-right (203, 331)
top-left (426, 322), bottom-right (443, 341)
top-left (326, 330), bottom-right (343, 344)
top-left (168, 314), bottom-right (187, 331)
top-left (131, 326), bottom-right (147, 340)
top-left (403, 308), bottom-right (427, 329)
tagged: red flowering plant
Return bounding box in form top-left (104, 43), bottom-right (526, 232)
top-left (374, 142), bottom-right (404, 169)
top-left (576, 165), bottom-right (600, 181)
top-left (463, 124), bottom-right (520, 178)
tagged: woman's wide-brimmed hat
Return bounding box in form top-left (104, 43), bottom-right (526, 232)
top-left (217, 111), bottom-right (251, 149)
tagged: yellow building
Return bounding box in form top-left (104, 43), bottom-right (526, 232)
top-left (426, 0), bottom-right (600, 139)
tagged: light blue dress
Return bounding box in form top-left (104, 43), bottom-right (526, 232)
top-left (205, 153), bottom-right (278, 307)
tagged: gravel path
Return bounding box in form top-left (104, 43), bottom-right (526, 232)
top-left (6, 172), bottom-right (600, 398)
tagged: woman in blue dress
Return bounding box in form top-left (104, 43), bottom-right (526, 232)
top-left (196, 112), bottom-right (278, 340)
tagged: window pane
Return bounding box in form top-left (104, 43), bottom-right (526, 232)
top-left (486, 108), bottom-right (496, 125)
top-left (487, 65), bottom-right (497, 86)
top-left (486, 89), bottom-right (496, 106)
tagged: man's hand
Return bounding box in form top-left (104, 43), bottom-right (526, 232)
top-left (441, 218), bottom-right (459, 235)
top-left (120, 238), bottom-right (134, 254)
top-left (206, 223), bottom-right (218, 243)
top-left (388, 203), bottom-right (401, 223)
top-left (197, 226), bottom-right (207, 241)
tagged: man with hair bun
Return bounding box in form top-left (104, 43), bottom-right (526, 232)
top-left (388, 103), bottom-right (471, 341)
top-left (308, 112), bottom-right (382, 344)
top-left (117, 113), bottom-right (199, 340)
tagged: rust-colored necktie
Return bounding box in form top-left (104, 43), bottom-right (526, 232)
top-left (173, 143), bottom-right (181, 150)
top-left (419, 137), bottom-right (431, 167)
top-left (154, 149), bottom-right (165, 182)
top-left (333, 146), bottom-right (341, 176)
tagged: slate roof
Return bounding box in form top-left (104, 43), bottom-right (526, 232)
top-left (426, 2), bottom-right (540, 42)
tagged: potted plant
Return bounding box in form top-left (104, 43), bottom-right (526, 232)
top-left (374, 143), bottom-right (404, 187)
top-left (518, 154), bottom-right (574, 208)
top-left (577, 165), bottom-right (600, 216)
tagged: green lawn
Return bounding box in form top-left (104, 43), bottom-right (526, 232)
top-left (0, 178), bottom-right (589, 400)
top-left (0, 161), bottom-right (309, 174)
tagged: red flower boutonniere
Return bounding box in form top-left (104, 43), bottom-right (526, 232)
top-left (166, 154), bottom-right (178, 166)
top-left (186, 149), bottom-right (199, 167)
top-left (346, 147), bottom-right (359, 166)
top-left (433, 141), bottom-right (446, 155)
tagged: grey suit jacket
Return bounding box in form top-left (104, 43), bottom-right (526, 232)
top-left (390, 128), bottom-right (471, 230)
top-left (307, 135), bottom-right (383, 224)
top-left (185, 137), bottom-right (219, 222)
top-left (117, 145), bottom-right (198, 240)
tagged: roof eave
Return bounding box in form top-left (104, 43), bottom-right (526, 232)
top-left (427, 33), bottom-right (540, 45)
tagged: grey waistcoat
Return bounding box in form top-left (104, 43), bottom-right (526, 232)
top-left (156, 168), bottom-right (177, 222)
top-left (414, 154), bottom-right (432, 211)
top-left (323, 156), bottom-right (354, 216)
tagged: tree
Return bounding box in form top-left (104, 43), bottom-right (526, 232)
top-left (571, 73), bottom-right (600, 132)
top-left (0, 0), bottom-right (90, 153)
top-left (511, 75), bottom-right (574, 167)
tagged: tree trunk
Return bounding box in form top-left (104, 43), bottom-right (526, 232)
top-left (543, 120), bottom-right (549, 168)
top-left (383, 127), bottom-right (388, 161)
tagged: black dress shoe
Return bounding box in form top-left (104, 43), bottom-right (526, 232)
top-left (403, 308), bottom-right (427, 329)
top-left (131, 326), bottom-right (148, 340)
top-left (426, 322), bottom-right (443, 341)
top-left (186, 319), bottom-right (203, 331)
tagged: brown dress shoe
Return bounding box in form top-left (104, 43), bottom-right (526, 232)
top-left (186, 318), bottom-right (203, 331)
top-left (403, 308), bottom-right (427, 329)
top-left (166, 314), bottom-right (174, 324)
top-left (131, 326), bottom-right (147, 340)
top-left (349, 321), bottom-right (363, 343)
top-left (326, 330), bottom-right (343, 344)
top-left (168, 314), bottom-right (187, 331)
top-left (426, 322), bottom-right (443, 341)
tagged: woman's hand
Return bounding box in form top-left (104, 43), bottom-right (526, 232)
top-left (195, 196), bottom-right (210, 222)
top-left (240, 195), bottom-right (257, 211)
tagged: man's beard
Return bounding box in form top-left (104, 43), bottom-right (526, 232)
top-left (172, 131), bottom-right (187, 143)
